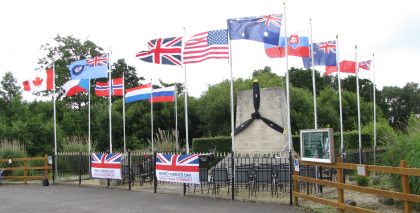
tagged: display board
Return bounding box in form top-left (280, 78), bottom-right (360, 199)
top-left (300, 128), bottom-right (335, 163)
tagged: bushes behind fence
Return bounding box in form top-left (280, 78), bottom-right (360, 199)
top-left (192, 136), bottom-right (231, 153)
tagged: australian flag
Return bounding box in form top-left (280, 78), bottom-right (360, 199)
top-left (136, 37), bottom-right (183, 66)
top-left (227, 14), bottom-right (282, 45)
top-left (303, 40), bottom-right (337, 68)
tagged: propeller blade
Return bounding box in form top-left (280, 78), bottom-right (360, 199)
top-left (260, 116), bottom-right (284, 133)
top-left (253, 80), bottom-right (260, 112)
top-left (234, 118), bottom-right (254, 135)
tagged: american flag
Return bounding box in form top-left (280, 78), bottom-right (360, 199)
top-left (86, 54), bottom-right (109, 67)
top-left (359, 60), bottom-right (372, 71)
top-left (156, 153), bottom-right (199, 172)
top-left (91, 153), bottom-right (122, 169)
top-left (183, 29), bottom-right (229, 64)
top-left (136, 37), bottom-right (182, 66)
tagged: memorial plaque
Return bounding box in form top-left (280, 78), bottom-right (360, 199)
top-left (300, 128), bottom-right (335, 163)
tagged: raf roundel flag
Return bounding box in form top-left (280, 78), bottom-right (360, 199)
top-left (68, 58), bottom-right (108, 80)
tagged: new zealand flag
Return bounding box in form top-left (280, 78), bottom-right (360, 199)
top-left (303, 40), bottom-right (337, 68)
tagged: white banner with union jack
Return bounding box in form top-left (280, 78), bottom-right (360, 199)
top-left (155, 153), bottom-right (200, 184)
top-left (91, 153), bottom-right (122, 180)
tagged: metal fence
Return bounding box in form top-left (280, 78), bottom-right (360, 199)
top-left (55, 152), bottom-right (326, 203)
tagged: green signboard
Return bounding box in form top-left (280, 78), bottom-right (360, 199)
top-left (300, 128), bottom-right (335, 163)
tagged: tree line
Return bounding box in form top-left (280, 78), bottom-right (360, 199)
top-left (0, 35), bottom-right (419, 156)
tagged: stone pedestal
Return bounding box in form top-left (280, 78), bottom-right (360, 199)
top-left (234, 87), bottom-right (289, 156)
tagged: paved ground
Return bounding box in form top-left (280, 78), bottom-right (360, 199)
top-left (0, 184), bottom-right (309, 213)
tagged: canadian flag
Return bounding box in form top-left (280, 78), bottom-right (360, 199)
top-left (22, 68), bottom-right (54, 92)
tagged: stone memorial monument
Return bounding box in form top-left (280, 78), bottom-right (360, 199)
top-left (234, 80), bottom-right (289, 155)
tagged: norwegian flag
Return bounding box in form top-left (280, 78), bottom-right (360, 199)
top-left (359, 60), bottom-right (372, 71)
top-left (86, 54), bottom-right (109, 67)
top-left (91, 153), bottom-right (122, 179)
top-left (136, 37), bottom-right (182, 66)
top-left (155, 153), bottom-right (199, 184)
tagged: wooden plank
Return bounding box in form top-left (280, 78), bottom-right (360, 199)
top-left (293, 170), bottom-right (299, 206)
top-left (336, 157), bottom-right (344, 213)
top-left (0, 166), bottom-right (52, 171)
top-left (400, 160), bottom-right (412, 213)
top-left (296, 175), bottom-right (420, 203)
top-left (4, 176), bottom-right (46, 180)
top-left (0, 157), bottom-right (46, 162)
top-left (294, 192), bottom-right (377, 213)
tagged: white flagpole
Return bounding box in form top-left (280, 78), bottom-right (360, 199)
top-left (284, 3), bottom-right (293, 153)
top-left (108, 54), bottom-right (112, 153)
top-left (53, 63), bottom-right (58, 177)
top-left (336, 35), bottom-right (344, 156)
top-left (123, 74), bottom-right (126, 153)
top-left (309, 18), bottom-right (318, 129)
top-left (372, 53), bottom-right (377, 165)
top-left (227, 29), bottom-right (235, 152)
top-left (175, 88), bottom-right (179, 153)
top-left (182, 27), bottom-right (190, 154)
top-left (355, 45), bottom-right (362, 164)
top-left (88, 79), bottom-right (91, 154)
top-left (151, 78), bottom-right (154, 151)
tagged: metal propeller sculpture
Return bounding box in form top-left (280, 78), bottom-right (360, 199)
top-left (234, 79), bottom-right (284, 135)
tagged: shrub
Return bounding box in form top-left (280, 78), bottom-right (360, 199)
top-left (62, 136), bottom-right (88, 152)
top-left (147, 129), bottom-right (178, 152)
top-left (0, 140), bottom-right (28, 176)
top-left (192, 136), bottom-right (231, 153)
top-left (356, 175), bottom-right (369, 186)
top-left (381, 115), bottom-right (420, 195)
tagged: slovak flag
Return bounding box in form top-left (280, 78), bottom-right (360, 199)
top-left (125, 83), bottom-right (152, 103)
top-left (62, 79), bottom-right (89, 96)
top-left (91, 153), bottom-right (122, 180)
top-left (22, 67), bottom-right (54, 92)
top-left (265, 34), bottom-right (310, 58)
top-left (155, 153), bottom-right (199, 184)
top-left (151, 86), bottom-right (175, 103)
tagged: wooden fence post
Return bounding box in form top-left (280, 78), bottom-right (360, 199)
top-left (336, 157), bottom-right (344, 213)
top-left (293, 170), bottom-right (299, 206)
top-left (23, 159), bottom-right (28, 185)
top-left (44, 154), bottom-right (49, 179)
top-left (400, 160), bottom-right (412, 213)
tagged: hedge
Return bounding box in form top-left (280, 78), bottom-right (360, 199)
top-left (192, 136), bottom-right (232, 153)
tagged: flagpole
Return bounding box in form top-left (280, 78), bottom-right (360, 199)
top-left (175, 88), bottom-right (179, 153)
top-left (284, 3), bottom-right (293, 153)
top-left (309, 18), bottom-right (318, 129)
top-left (336, 35), bottom-right (344, 157)
top-left (227, 28), bottom-right (235, 152)
top-left (53, 63), bottom-right (58, 178)
top-left (88, 79), bottom-right (91, 154)
top-left (151, 78), bottom-right (154, 151)
top-left (372, 53), bottom-right (377, 165)
top-left (123, 74), bottom-right (126, 153)
top-left (182, 27), bottom-right (190, 154)
top-left (355, 45), bottom-right (362, 164)
top-left (108, 54), bottom-right (112, 153)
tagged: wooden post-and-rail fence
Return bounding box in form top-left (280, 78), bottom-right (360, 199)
top-left (0, 155), bottom-right (51, 184)
top-left (293, 157), bottom-right (420, 213)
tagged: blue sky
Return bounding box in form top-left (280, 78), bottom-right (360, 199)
top-left (0, 0), bottom-right (419, 100)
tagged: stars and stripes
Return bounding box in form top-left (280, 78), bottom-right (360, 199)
top-left (136, 37), bottom-right (183, 66)
top-left (183, 29), bottom-right (229, 64)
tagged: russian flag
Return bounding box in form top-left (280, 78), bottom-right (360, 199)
top-left (151, 86), bottom-right (175, 103)
top-left (62, 79), bottom-right (89, 96)
top-left (125, 83), bottom-right (151, 103)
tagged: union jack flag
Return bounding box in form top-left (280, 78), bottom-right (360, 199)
top-left (156, 153), bottom-right (199, 172)
top-left (359, 60), bottom-right (372, 71)
top-left (91, 153), bottom-right (122, 169)
top-left (86, 54), bottom-right (109, 67)
top-left (136, 37), bottom-right (182, 66)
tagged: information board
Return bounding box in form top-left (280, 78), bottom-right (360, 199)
top-left (300, 128), bottom-right (335, 163)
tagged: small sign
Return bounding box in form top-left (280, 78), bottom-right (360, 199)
top-left (48, 156), bottom-right (53, 165)
top-left (357, 164), bottom-right (367, 176)
top-left (294, 159), bottom-right (300, 172)
top-left (8, 159), bottom-right (12, 164)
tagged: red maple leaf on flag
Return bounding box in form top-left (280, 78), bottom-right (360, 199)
top-left (32, 77), bottom-right (43, 87)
